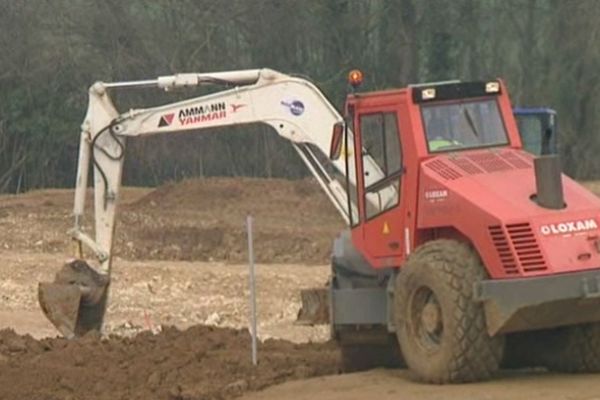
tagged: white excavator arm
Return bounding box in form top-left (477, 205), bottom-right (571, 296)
top-left (38, 68), bottom-right (392, 338)
top-left (73, 68), bottom-right (392, 274)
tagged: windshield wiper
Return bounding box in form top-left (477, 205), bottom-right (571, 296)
top-left (463, 108), bottom-right (480, 138)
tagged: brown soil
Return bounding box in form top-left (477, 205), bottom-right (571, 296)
top-left (0, 177), bottom-right (343, 265)
top-left (0, 325), bottom-right (339, 400)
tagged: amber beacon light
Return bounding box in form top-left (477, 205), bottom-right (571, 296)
top-left (348, 69), bottom-right (364, 88)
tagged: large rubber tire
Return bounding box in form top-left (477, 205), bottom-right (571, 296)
top-left (339, 331), bottom-right (404, 372)
top-left (395, 239), bottom-right (504, 383)
top-left (542, 323), bottom-right (600, 373)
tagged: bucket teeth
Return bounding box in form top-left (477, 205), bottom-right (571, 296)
top-left (38, 260), bottom-right (109, 338)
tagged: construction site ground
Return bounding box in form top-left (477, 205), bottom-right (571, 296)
top-left (2, 177), bottom-right (600, 399)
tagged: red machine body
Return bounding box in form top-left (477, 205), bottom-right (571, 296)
top-left (346, 80), bottom-right (600, 279)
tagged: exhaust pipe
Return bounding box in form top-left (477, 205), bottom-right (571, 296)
top-left (534, 155), bottom-right (564, 209)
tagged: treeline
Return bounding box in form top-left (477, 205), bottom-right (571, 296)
top-left (0, 0), bottom-right (599, 193)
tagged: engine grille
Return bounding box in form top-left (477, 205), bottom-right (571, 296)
top-left (489, 223), bottom-right (547, 275)
top-left (428, 151), bottom-right (531, 180)
top-left (425, 159), bottom-right (462, 180)
top-left (466, 152), bottom-right (513, 173)
top-left (502, 151), bottom-right (531, 169)
top-left (488, 225), bottom-right (519, 275)
top-left (506, 223), bottom-right (547, 272)
top-left (449, 157), bottom-right (483, 175)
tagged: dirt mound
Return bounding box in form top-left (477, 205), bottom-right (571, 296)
top-left (0, 325), bottom-right (339, 400)
top-left (131, 177), bottom-right (327, 209)
top-left (120, 178), bottom-right (343, 264)
top-left (0, 178), bottom-right (344, 264)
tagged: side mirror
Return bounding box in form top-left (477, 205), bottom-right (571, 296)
top-left (330, 121), bottom-right (344, 160)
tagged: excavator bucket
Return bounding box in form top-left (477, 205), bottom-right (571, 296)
top-left (296, 287), bottom-right (329, 325)
top-left (38, 260), bottom-right (110, 338)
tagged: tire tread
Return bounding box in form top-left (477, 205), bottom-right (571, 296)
top-left (395, 239), bottom-right (504, 383)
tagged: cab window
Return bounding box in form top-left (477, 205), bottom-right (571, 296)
top-left (360, 113), bottom-right (402, 219)
top-left (422, 99), bottom-right (508, 152)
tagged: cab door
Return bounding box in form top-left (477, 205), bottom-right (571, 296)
top-left (350, 103), bottom-right (406, 267)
